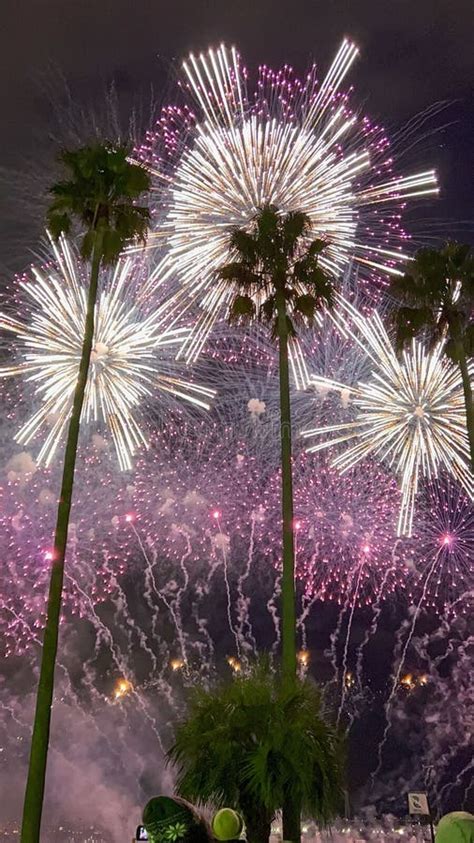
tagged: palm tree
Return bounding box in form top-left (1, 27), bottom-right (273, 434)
top-left (390, 242), bottom-right (474, 469)
top-left (217, 206), bottom-right (333, 840)
top-left (168, 665), bottom-right (344, 843)
top-left (21, 144), bottom-right (151, 843)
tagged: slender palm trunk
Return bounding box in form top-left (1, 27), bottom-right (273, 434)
top-left (457, 347), bottom-right (474, 471)
top-left (21, 237), bottom-right (102, 843)
top-left (276, 295), bottom-right (297, 686)
top-left (276, 293), bottom-right (300, 843)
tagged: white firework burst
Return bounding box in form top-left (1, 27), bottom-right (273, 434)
top-left (301, 297), bottom-right (473, 536)
top-left (0, 236), bottom-right (214, 470)
top-left (141, 39), bottom-right (438, 361)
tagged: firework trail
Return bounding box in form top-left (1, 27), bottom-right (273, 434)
top-left (372, 548), bottom-right (443, 784)
top-left (354, 540), bottom-right (403, 693)
top-left (235, 509), bottom-right (259, 659)
top-left (213, 510), bottom-right (241, 658)
top-left (337, 559), bottom-right (365, 725)
top-left (129, 516), bottom-right (190, 667)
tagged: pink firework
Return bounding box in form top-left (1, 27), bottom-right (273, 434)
top-left (411, 477), bottom-right (474, 613)
top-left (0, 439), bottom-right (132, 657)
top-left (266, 452), bottom-right (411, 606)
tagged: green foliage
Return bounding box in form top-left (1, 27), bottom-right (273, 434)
top-left (218, 205), bottom-right (334, 337)
top-left (47, 143), bottom-right (151, 263)
top-left (168, 665), bottom-right (344, 829)
top-left (229, 294), bottom-right (257, 321)
top-left (390, 242), bottom-right (474, 355)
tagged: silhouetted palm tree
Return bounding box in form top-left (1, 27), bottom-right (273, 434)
top-left (21, 143), bottom-right (150, 843)
top-left (169, 665), bottom-right (344, 843)
top-left (390, 242), bottom-right (473, 469)
top-left (217, 205), bottom-right (334, 841)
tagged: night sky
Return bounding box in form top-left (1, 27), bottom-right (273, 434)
top-left (1, 0), bottom-right (474, 264)
top-left (0, 0), bottom-right (473, 830)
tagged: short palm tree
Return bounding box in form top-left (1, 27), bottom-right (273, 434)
top-left (390, 242), bottom-right (474, 469)
top-left (168, 666), bottom-right (344, 843)
top-left (21, 144), bottom-right (151, 843)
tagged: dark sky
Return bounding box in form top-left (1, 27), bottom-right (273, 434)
top-left (1, 0), bottom-right (473, 255)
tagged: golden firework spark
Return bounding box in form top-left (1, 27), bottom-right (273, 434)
top-left (0, 236), bottom-right (214, 470)
top-left (143, 40), bottom-right (437, 363)
top-left (113, 677), bottom-right (133, 700)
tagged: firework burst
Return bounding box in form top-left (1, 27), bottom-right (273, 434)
top-left (140, 39), bottom-right (437, 360)
top-left (0, 236), bottom-right (214, 470)
top-left (267, 452), bottom-right (409, 606)
top-left (412, 477), bottom-right (474, 611)
top-left (302, 297), bottom-right (473, 535)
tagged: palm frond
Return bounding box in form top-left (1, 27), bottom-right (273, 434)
top-left (229, 294), bottom-right (256, 324)
top-left (217, 204), bottom-right (334, 340)
top-left (168, 665), bottom-right (344, 828)
top-left (47, 142), bottom-right (151, 262)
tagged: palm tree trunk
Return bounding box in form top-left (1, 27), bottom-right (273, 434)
top-left (242, 803), bottom-right (273, 843)
top-left (276, 294), bottom-right (300, 843)
top-left (456, 345), bottom-right (474, 471)
top-left (276, 295), bottom-right (297, 687)
top-left (21, 236), bottom-right (103, 843)
top-left (282, 792), bottom-right (302, 843)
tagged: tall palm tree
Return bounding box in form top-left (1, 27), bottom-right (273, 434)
top-left (217, 206), bottom-right (334, 842)
top-left (390, 242), bottom-right (474, 469)
top-left (168, 665), bottom-right (344, 843)
top-left (21, 144), bottom-right (151, 843)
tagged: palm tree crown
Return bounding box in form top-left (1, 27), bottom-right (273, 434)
top-left (47, 143), bottom-right (150, 261)
top-left (390, 242), bottom-right (473, 356)
top-left (219, 204), bottom-right (334, 335)
top-left (168, 665), bottom-right (344, 843)
top-left (390, 242), bottom-right (474, 468)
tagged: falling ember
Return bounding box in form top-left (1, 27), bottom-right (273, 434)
top-left (113, 678), bottom-right (133, 700)
top-left (140, 40), bottom-right (437, 362)
top-left (345, 671), bottom-right (355, 688)
top-left (400, 674), bottom-right (415, 691)
top-left (227, 656), bottom-right (242, 672)
top-left (170, 658), bottom-right (185, 671)
top-left (297, 649), bottom-right (310, 666)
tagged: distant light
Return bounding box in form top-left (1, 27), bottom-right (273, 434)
top-left (113, 678), bottom-right (133, 700)
top-left (227, 655), bottom-right (242, 672)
